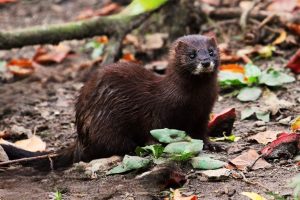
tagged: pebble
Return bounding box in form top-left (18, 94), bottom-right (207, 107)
top-left (255, 126), bottom-right (266, 131)
top-left (254, 121), bottom-right (266, 127)
top-left (278, 116), bottom-right (292, 125)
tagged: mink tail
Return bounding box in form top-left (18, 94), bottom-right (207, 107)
top-left (0, 143), bottom-right (81, 171)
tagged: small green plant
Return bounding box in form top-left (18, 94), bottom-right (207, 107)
top-left (54, 191), bottom-right (62, 200)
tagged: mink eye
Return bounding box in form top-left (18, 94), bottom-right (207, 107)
top-left (208, 48), bottom-right (214, 57)
top-left (189, 51), bottom-right (196, 59)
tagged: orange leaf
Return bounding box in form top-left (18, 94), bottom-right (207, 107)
top-left (94, 3), bottom-right (121, 16)
top-left (95, 36), bottom-right (109, 44)
top-left (272, 29), bottom-right (287, 45)
top-left (220, 64), bottom-right (245, 74)
top-left (291, 116), bottom-right (300, 132)
top-left (0, 0), bottom-right (16, 4)
top-left (173, 189), bottom-right (198, 200)
top-left (287, 23), bottom-right (300, 36)
top-left (33, 44), bottom-right (71, 64)
top-left (7, 59), bottom-right (35, 77)
top-left (122, 53), bottom-right (136, 62)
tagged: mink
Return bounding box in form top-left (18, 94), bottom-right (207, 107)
top-left (1, 35), bottom-right (220, 170)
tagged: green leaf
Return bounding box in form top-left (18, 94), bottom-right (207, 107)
top-left (119, 0), bottom-right (168, 16)
top-left (135, 144), bottom-right (164, 158)
top-left (245, 63), bottom-right (261, 84)
top-left (218, 71), bottom-right (246, 88)
top-left (259, 69), bottom-right (295, 86)
top-left (150, 128), bottom-right (187, 143)
top-left (171, 152), bottom-right (194, 162)
top-left (241, 108), bottom-right (255, 120)
top-left (237, 87), bottom-right (262, 102)
top-left (190, 156), bottom-right (226, 170)
top-left (210, 134), bottom-right (240, 142)
top-left (54, 191), bottom-right (62, 200)
top-left (255, 111), bottom-right (270, 122)
top-left (106, 155), bottom-right (150, 175)
top-left (163, 139), bottom-right (203, 155)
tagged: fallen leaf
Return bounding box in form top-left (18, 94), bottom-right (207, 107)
top-left (262, 89), bottom-right (294, 115)
top-left (191, 156), bottom-right (226, 169)
top-left (106, 155), bottom-right (150, 175)
top-left (33, 44), bottom-right (71, 64)
top-left (287, 23), bottom-right (300, 37)
top-left (240, 107), bottom-right (270, 122)
top-left (291, 116), bottom-right (300, 132)
top-left (0, 0), bottom-right (16, 4)
top-left (208, 107), bottom-right (236, 137)
top-left (210, 134), bottom-right (241, 142)
top-left (7, 59), bottom-right (35, 77)
top-left (164, 139), bottom-right (203, 155)
top-left (142, 33), bottom-right (168, 50)
top-left (241, 192), bottom-right (267, 200)
top-left (248, 131), bottom-right (279, 145)
top-left (95, 36), bottom-right (109, 44)
top-left (220, 64), bottom-right (245, 73)
top-left (121, 53), bottom-right (136, 62)
top-left (259, 68), bottom-right (295, 86)
top-left (150, 128), bottom-right (187, 143)
top-left (287, 49), bottom-right (300, 74)
top-left (237, 87), bottom-right (262, 102)
top-left (272, 30), bottom-right (287, 45)
top-left (14, 135), bottom-right (46, 152)
top-left (76, 3), bottom-right (121, 20)
top-left (228, 149), bottom-right (271, 170)
top-left (172, 189), bottom-right (198, 200)
top-left (258, 45), bottom-right (275, 58)
top-left (261, 132), bottom-right (300, 159)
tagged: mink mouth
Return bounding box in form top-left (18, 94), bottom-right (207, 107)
top-left (192, 61), bottom-right (215, 75)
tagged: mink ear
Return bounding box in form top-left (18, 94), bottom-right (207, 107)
top-left (175, 41), bottom-right (188, 52)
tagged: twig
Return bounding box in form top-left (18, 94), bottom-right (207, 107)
top-left (247, 154), bottom-right (264, 171)
top-left (0, 153), bottom-right (58, 167)
top-left (239, 171), bottom-right (270, 191)
top-left (239, 0), bottom-right (260, 30)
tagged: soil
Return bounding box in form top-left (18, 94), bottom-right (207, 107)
top-left (0, 1), bottom-right (299, 200)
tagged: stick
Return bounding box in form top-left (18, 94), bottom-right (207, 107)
top-left (0, 153), bottom-right (58, 166)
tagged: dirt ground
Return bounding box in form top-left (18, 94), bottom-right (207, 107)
top-left (0, 1), bottom-right (299, 200)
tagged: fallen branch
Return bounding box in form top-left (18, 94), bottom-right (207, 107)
top-left (0, 13), bottom-right (151, 50)
top-left (0, 153), bottom-right (58, 166)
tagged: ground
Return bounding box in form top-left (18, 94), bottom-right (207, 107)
top-left (0, 1), bottom-right (299, 200)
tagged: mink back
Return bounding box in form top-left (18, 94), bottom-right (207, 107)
top-left (75, 35), bottom-right (219, 161)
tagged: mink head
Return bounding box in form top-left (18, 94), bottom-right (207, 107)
top-left (169, 35), bottom-right (219, 76)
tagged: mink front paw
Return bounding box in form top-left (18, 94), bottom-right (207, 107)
top-left (204, 142), bottom-right (224, 152)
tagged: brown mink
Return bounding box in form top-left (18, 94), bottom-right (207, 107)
top-left (1, 35), bottom-right (220, 170)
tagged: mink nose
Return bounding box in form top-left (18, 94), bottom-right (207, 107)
top-left (201, 61), bottom-right (211, 68)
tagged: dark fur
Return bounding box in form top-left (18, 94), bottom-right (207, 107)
top-left (1, 35), bottom-right (219, 170)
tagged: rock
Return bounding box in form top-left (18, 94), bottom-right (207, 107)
top-left (278, 116), bottom-right (292, 125)
top-left (0, 145), bottom-right (9, 162)
top-left (199, 168), bottom-right (230, 180)
top-left (84, 156), bottom-right (122, 177)
top-left (254, 121), bottom-right (266, 127)
top-left (10, 125), bottom-right (32, 137)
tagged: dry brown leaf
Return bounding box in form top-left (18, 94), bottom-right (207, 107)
top-left (267, 0), bottom-right (298, 12)
top-left (248, 131), bottom-right (279, 145)
top-left (33, 44), bottom-right (71, 64)
top-left (287, 23), bottom-right (300, 36)
top-left (142, 33), bottom-right (168, 50)
top-left (228, 149), bottom-right (271, 170)
top-left (76, 3), bottom-right (120, 20)
top-left (262, 89), bottom-right (294, 115)
top-left (14, 135), bottom-right (46, 152)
